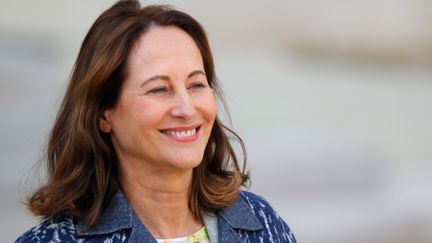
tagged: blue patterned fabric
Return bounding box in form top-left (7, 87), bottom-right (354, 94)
top-left (16, 190), bottom-right (297, 243)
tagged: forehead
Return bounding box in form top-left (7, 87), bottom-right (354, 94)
top-left (128, 25), bottom-right (203, 69)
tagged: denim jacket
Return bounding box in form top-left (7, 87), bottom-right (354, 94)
top-left (16, 190), bottom-right (297, 243)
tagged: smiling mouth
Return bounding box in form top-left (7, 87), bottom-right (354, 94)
top-left (160, 126), bottom-right (201, 140)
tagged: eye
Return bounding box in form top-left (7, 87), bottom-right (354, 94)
top-left (189, 82), bottom-right (207, 90)
top-left (147, 86), bottom-right (169, 95)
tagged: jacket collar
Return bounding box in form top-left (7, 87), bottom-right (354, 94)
top-left (76, 190), bottom-right (133, 236)
top-left (217, 192), bottom-right (263, 243)
top-left (219, 191), bottom-right (262, 231)
top-left (76, 190), bottom-right (263, 239)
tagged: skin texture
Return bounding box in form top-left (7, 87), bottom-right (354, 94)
top-left (99, 26), bottom-right (217, 238)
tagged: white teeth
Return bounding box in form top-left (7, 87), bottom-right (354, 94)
top-left (165, 128), bottom-right (196, 138)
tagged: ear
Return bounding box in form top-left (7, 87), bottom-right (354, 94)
top-left (99, 109), bottom-right (113, 133)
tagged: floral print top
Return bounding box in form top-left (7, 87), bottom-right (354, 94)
top-left (156, 226), bottom-right (210, 243)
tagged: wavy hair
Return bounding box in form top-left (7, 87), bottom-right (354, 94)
top-left (27, 0), bottom-right (249, 227)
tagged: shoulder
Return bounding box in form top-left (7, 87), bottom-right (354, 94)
top-left (239, 190), bottom-right (297, 243)
top-left (239, 190), bottom-right (283, 221)
top-left (15, 215), bottom-right (130, 243)
top-left (15, 215), bottom-right (78, 243)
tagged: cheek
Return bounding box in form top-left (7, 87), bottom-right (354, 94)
top-left (210, 99), bottom-right (217, 121)
top-left (111, 101), bottom-right (136, 129)
top-left (130, 100), bottom-right (166, 130)
top-left (200, 91), bottom-right (217, 121)
top-left (111, 98), bottom-right (154, 133)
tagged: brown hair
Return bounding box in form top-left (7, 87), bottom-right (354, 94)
top-left (27, 0), bottom-right (248, 228)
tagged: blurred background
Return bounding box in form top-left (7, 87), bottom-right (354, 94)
top-left (1, 0), bottom-right (431, 242)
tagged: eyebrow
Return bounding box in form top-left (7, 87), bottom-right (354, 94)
top-left (141, 70), bottom-right (206, 87)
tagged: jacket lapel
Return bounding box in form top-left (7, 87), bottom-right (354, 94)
top-left (217, 191), bottom-right (263, 242)
top-left (217, 217), bottom-right (244, 243)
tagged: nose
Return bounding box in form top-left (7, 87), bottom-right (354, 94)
top-left (170, 89), bottom-right (196, 119)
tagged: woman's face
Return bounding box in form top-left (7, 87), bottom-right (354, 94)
top-left (100, 26), bottom-right (217, 172)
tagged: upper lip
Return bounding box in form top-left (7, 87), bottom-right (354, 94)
top-left (160, 124), bottom-right (201, 132)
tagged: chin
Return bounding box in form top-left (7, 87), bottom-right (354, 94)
top-left (168, 154), bottom-right (204, 170)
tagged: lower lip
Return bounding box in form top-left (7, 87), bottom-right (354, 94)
top-left (163, 129), bottom-right (200, 142)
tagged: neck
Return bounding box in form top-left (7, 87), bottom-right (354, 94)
top-left (119, 160), bottom-right (202, 239)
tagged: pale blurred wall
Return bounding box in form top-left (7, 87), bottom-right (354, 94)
top-left (1, 1), bottom-right (432, 242)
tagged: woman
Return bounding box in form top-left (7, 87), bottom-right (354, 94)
top-left (16, 1), bottom-right (296, 242)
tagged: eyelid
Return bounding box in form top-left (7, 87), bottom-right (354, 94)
top-left (146, 86), bottom-right (170, 95)
top-left (189, 84), bottom-right (206, 91)
top-left (189, 81), bottom-right (208, 88)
